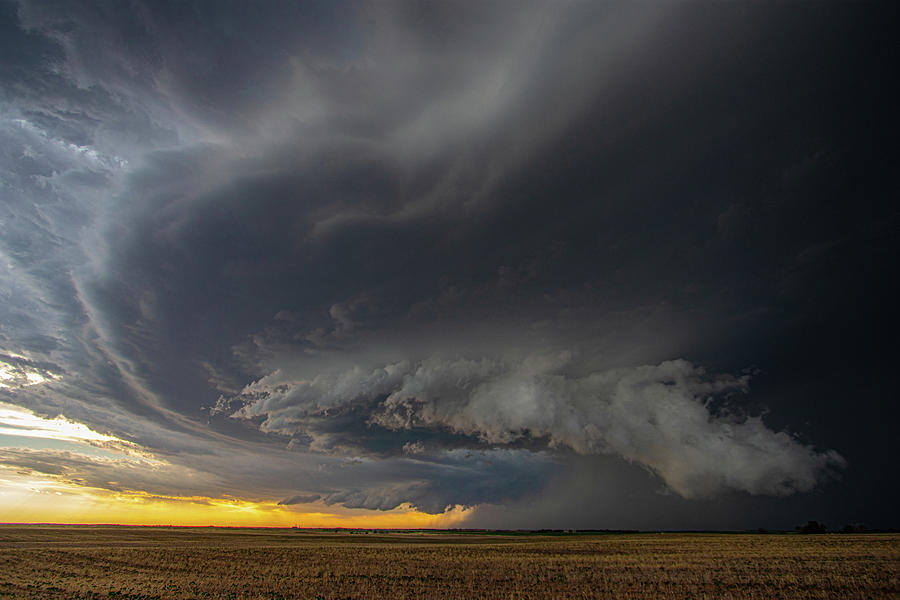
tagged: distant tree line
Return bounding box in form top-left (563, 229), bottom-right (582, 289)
top-left (791, 521), bottom-right (897, 534)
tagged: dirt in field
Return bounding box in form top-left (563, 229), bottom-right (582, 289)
top-left (1, 526), bottom-right (897, 599)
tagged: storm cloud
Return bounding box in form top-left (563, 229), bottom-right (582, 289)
top-left (232, 356), bottom-right (843, 499)
top-left (1, 1), bottom-right (897, 528)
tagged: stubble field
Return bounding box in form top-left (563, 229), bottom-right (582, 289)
top-left (0, 525), bottom-right (897, 599)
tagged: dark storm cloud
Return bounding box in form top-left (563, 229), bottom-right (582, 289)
top-left (1, 1), bottom-right (897, 526)
top-left (308, 449), bottom-right (559, 514)
top-left (278, 494), bottom-right (320, 506)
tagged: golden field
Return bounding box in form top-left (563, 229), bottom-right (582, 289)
top-left (0, 526), bottom-right (897, 599)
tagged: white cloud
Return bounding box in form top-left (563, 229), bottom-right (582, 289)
top-left (0, 401), bottom-right (150, 453)
top-left (236, 355), bottom-right (845, 499)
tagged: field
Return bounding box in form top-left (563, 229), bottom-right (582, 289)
top-left (0, 526), bottom-right (897, 599)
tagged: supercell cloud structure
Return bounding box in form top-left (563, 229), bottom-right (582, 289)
top-left (0, 1), bottom-right (896, 528)
top-left (233, 357), bottom-right (843, 500)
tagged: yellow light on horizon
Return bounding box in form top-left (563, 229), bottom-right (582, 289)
top-left (0, 403), bottom-right (476, 530)
top-left (0, 467), bottom-right (473, 528)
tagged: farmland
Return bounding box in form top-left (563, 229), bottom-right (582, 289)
top-left (0, 526), bottom-right (897, 599)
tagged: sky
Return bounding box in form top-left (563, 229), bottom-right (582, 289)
top-left (0, 0), bottom-right (897, 530)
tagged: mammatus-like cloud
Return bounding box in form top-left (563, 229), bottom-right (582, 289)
top-left (231, 356), bottom-right (844, 499)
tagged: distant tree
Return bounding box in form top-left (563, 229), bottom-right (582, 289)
top-left (796, 520), bottom-right (828, 533)
top-left (841, 523), bottom-right (869, 533)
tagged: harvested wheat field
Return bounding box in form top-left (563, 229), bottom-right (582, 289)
top-left (0, 526), bottom-right (897, 599)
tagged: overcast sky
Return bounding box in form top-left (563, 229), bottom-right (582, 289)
top-left (1, 0), bottom-right (897, 530)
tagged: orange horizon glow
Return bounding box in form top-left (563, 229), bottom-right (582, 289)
top-left (0, 468), bottom-right (474, 528)
top-left (0, 401), bottom-right (475, 529)
top-left (0, 477), bottom-right (474, 528)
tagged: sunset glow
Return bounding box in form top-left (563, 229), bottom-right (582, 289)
top-left (0, 467), bottom-right (472, 528)
top-left (0, 403), bottom-right (472, 527)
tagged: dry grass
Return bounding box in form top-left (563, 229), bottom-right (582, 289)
top-left (0, 526), bottom-right (897, 599)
